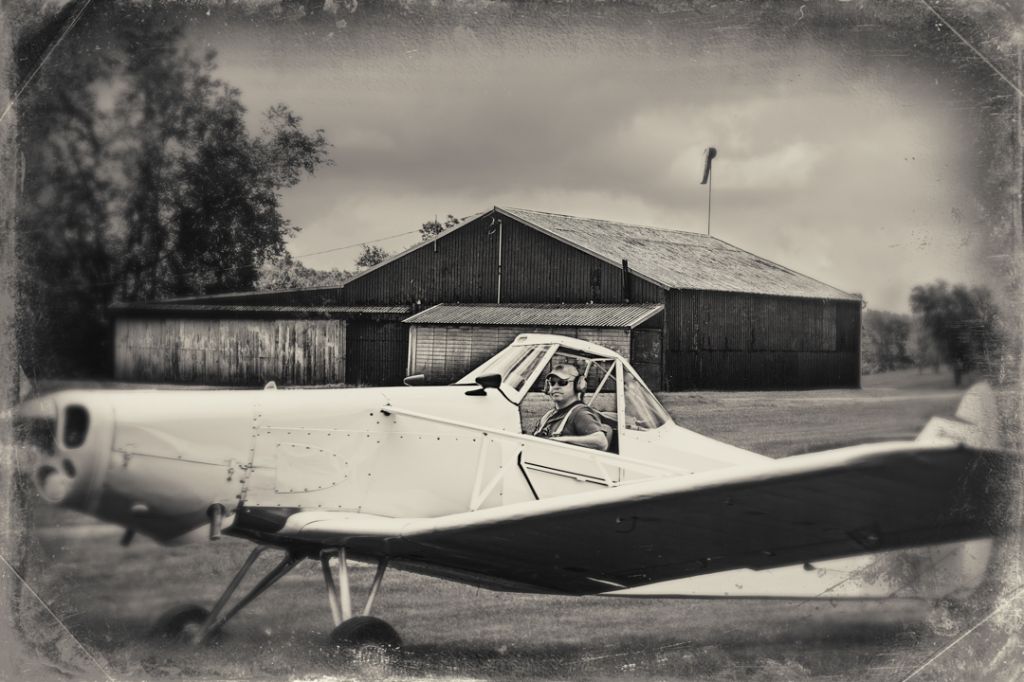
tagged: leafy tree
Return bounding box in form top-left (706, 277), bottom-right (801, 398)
top-left (909, 280), bottom-right (1001, 386)
top-left (16, 3), bottom-right (331, 377)
top-left (355, 244), bottom-right (389, 268)
top-left (908, 317), bottom-right (942, 373)
top-left (861, 309), bottom-right (912, 374)
top-left (419, 214), bottom-right (459, 241)
top-left (256, 252), bottom-right (352, 290)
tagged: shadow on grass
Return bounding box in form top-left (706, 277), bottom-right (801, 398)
top-left (394, 620), bottom-right (928, 679)
top-left (39, 607), bottom-right (934, 680)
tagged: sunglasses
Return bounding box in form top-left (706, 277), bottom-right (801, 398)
top-left (544, 375), bottom-right (573, 387)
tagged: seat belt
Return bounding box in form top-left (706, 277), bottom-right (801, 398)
top-left (534, 404), bottom-right (582, 437)
top-left (551, 404), bottom-right (582, 437)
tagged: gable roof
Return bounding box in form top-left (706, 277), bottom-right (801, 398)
top-left (151, 206), bottom-right (859, 306)
top-left (497, 207), bottom-right (860, 301)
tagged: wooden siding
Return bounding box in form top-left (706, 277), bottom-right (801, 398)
top-left (408, 325), bottom-right (632, 385)
top-left (663, 291), bottom-right (860, 390)
top-left (114, 318), bottom-right (345, 386)
top-left (340, 216), bottom-right (663, 306)
top-left (345, 320), bottom-right (409, 386)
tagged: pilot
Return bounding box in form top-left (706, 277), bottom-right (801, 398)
top-left (533, 364), bottom-right (609, 451)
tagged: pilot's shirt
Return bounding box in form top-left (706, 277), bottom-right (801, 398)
top-left (533, 401), bottom-right (604, 439)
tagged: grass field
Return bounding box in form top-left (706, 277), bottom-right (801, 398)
top-left (9, 369), bottom-right (1022, 681)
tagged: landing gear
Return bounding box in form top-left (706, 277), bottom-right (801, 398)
top-left (151, 604), bottom-right (210, 640)
top-left (150, 545), bottom-right (400, 651)
top-left (330, 616), bottom-right (401, 648)
top-left (152, 545), bottom-right (304, 645)
top-left (320, 548), bottom-right (401, 651)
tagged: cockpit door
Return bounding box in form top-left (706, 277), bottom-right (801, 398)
top-left (516, 352), bottom-right (623, 494)
top-left (616, 362), bottom-right (677, 479)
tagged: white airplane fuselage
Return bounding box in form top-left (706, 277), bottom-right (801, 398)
top-left (20, 379), bottom-right (997, 602)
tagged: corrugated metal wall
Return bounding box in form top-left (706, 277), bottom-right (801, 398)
top-left (114, 317), bottom-right (345, 386)
top-left (408, 325), bottom-right (632, 385)
top-left (341, 216), bottom-right (663, 306)
top-left (663, 291), bottom-right (860, 390)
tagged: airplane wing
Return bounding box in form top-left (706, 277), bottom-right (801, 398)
top-left (240, 442), bottom-right (1017, 595)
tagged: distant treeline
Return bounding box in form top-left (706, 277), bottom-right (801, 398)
top-left (863, 281), bottom-right (1003, 387)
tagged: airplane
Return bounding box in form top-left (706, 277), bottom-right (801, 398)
top-left (12, 333), bottom-right (1017, 650)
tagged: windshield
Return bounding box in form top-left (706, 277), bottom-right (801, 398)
top-left (459, 343), bottom-right (557, 393)
top-left (622, 369), bottom-right (672, 430)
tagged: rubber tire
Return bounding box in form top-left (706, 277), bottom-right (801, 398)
top-left (150, 604), bottom-right (211, 640)
top-left (329, 616), bottom-right (402, 650)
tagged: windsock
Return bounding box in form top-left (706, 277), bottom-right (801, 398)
top-left (700, 147), bottom-right (717, 185)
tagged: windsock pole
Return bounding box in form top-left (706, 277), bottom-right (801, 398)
top-left (701, 146), bottom-right (717, 236)
top-left (706, 164), bottom-right (713, 235)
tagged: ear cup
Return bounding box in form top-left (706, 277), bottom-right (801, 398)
top-left (575, 375), bottom-right (586, 394)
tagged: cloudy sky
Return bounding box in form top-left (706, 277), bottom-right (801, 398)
top-left (187, 4), bottom-right (995, 312)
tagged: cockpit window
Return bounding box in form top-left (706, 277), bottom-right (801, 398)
top-left (460, 343), bottom-right (556, 393)
top-left (622, 370), bottom-right (671, 430)
top-left (583, 359), bottom-right (616, 402)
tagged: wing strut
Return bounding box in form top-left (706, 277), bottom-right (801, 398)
top-left (320, 548), bottom-right (390, 626)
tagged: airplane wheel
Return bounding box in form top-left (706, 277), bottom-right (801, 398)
top-left (329, 616), bottom-right (402, 650)
top-left (150, 604), bottom-right (210, 640)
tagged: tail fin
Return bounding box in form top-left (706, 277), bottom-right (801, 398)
top-left (916, 382), bottom-right (999, 450)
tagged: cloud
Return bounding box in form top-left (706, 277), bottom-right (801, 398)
top-left (204, 13), bottom-right (986, 312)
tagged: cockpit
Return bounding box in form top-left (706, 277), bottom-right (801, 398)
top-left (458, 335), bottom-right (673, 453)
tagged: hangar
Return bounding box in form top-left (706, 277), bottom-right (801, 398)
top-left (112, 207), bottom-right (862, 390)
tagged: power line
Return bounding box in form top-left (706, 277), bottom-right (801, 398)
top-left (17, 225), bottom-right (425, 293)
top-left (294, 229), bottom-right (420, 259)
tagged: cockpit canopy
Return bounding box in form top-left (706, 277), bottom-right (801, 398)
top-left (459, 334), bottom-right (672, 432)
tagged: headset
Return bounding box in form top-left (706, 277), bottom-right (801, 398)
top-left (545, 364), bottom-right (587, 397)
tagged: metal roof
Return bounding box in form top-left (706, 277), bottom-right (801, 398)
top-left (158, 283), bottom-right (353, 303)
top-left (112, 303), bottom-right (411, 315)
top-left (403, 303), bottom-right (664, 328)
top-left (498, 207), bottom-right (860, 301)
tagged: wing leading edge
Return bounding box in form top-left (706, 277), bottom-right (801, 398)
top-left (248, 442), bottom-right (1017, 595)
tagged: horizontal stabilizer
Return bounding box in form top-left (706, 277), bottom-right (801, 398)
top-left (917, 382), bottom-right (999, 450)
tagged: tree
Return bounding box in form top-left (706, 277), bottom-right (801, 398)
top-left (861, 309), bottom-right (912, 374)
top-left (256, 253), bottom-right (352, 290)
top-left (908, 317), bottom-right (942, 373)
top-left (16, 3), bottom-right (331, 376)
top-left (356, 244), bottom-right (389, 268)
top-left (909, 280), bottom-right (1001, 386)
top-left (419, 214), bottom-right (459, 241)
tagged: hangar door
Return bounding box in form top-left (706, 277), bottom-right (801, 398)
top-left (345, 320), bottom-right (409, 386)
top-left (630, 329), bottom-right (663, 390)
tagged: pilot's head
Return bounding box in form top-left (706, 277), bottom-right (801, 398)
top-left (544, 363), bottom-right (585, 405)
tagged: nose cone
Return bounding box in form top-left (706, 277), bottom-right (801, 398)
top-left (15, 393), bottom-right (111, 511)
